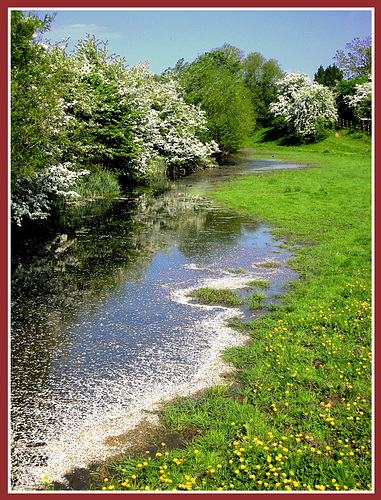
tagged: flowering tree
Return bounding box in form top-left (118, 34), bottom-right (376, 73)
top-left (11, 163), bottom-right (89, 227)
top-left (270, 72), bottom-right (338, 142)
top-left (10, 11), bottom-right (91, 226)
top-left (11, 15), bottom-right (218, 226)
top-left (345, 80), bottom-right (372, 120)
top-left (41, 36), bottom-right (136, 178)
top-left (124, 63), bottom-right (219, 176)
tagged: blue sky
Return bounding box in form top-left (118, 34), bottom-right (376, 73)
top-left (30, 8), bottom-right (372, 78)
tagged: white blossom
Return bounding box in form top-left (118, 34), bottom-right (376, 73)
top-left (270, 72), bottom-right (338, 140)
top-left (12, 40), bottom-right (219, 226)
top-left (11, 163), bottom-right (89, 226)
top-left (345, 80), bottom-right (372, 119)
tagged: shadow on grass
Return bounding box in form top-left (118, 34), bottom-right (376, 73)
top-left (257, 127), bottom-right (302, 146)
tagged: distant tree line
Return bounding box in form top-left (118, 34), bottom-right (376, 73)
top-left (10, 10), bottom-right (372, 227)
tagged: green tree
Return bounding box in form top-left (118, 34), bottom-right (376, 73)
top-left (204, 43), bottom-right (244, 75)
top-left (10, 10), bottom-right (65, 187)
top-left (242, 53), bottom-right (283, 126)
top-left (333, 36), bottom-right (372, 79)
top-left (314, 65), bottom-right (325, 85)
top-left (179, 47), bottom-right (254, 154)
top-left (314, 64), bottom-right (343, 87)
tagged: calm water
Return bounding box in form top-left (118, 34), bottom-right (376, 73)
top-left (10, 151), bottom-right (301, 489)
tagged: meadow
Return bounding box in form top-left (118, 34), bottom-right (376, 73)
top-left (42, 128), bottom-right (372, 492)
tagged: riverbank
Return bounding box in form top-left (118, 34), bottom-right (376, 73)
top-left (44, 129), bottom-right (372, 492)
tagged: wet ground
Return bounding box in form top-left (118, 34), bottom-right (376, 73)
top-left (10, 151), bottom-right (302, 490)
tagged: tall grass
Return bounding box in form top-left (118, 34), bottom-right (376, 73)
top-left (48, 129), bottom-right (371, 492)
top-left (75, 165), bottom-right (121, 198)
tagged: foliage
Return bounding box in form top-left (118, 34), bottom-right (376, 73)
top-left (124, 63), bottom-right (219, 177)
top-left (344, 80), bottom-right (372, 120)
top-left (270, 72), bottom-right (337, 142)
top-left (56, 36), bottom-right (145, 179)
top-left (10, 11), bottom-right (91, 226)
top-left (242, 53), bottom-right (283, 126)
top-left (168, 45), bottom-right (281, 136)
top-left (334, 76), bottom-right (370, 121)
top-left (10, 11), bottom-right (66, 186)
top-left (177, 44), bottom-right (255, 153)
top-left (202, 43), bottom-right (245, 76)
top-left (11, 163), bottom-right (89, 226)
top-left (11, 13), bottom-right (217, 226)
top-left (333, 37), bottom-right (372, 79)
top-left (74, 165), bottom-right (120, 198)
top-left (314, 64), bottom-right (343, 87)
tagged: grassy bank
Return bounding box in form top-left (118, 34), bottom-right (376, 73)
top-left (75, 165), bottom-right (121, 198)
top-left (51, 129), bottom-right (371, 492)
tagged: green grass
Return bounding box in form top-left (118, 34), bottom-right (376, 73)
top-left (189, 287), bottom-right (267, 312)
top-left (228, 268), bottom-right (246, 274)
top-left (247, 279), bottom-right (270, 289)
top-left (54, 129), bottom-right (371, 493)
top-left (254, 262), bottom-right (282, 269)
top-left (189, 287), bottom-right (245, 308)
top-left (246, 291), bottom-right (266, 310)
top-left (75, 164), bottom-right (121, 198)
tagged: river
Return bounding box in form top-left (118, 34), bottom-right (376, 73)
top-left (10, 150), bottom-right (303, 490)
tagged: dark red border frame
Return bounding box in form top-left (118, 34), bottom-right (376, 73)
top-left (3, 2), bottom-right (377, 498)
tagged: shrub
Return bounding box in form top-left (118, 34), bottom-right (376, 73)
top-left (270, 72), bottom-right (337, 142)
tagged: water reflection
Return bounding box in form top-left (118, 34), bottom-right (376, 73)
top-left (11, 154), bottom-right (299, 489)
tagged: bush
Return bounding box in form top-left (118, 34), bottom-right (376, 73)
top-left (270, 72), bottom-right (337, 142)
